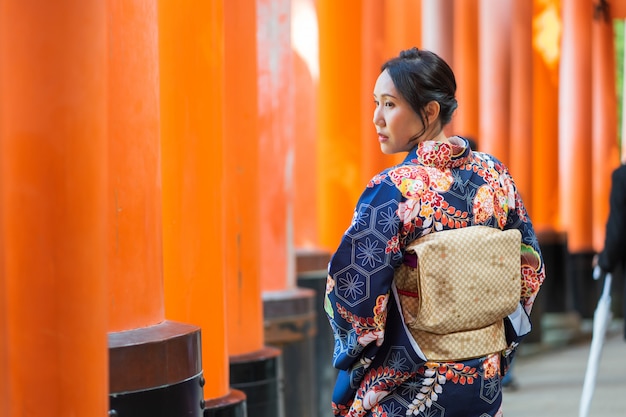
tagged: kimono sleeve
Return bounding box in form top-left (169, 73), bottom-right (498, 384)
top-left (324, 176), bottom-right (404, 372)
top-left (501, 169), bottom-right (546, 372)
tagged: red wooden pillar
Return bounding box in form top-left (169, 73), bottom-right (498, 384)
top-left (509, 0), bottom-right (534, 208)
top-left (479, 0), bottom-right (513, 164)
top-left (0, 1), bottom-right (108, 414)
top-left (317, 0), bottom-right (365, 250)
top-left (158, 0), bottom-right (238, 412)
top-left (531, 0), bottom-right (561, 233)
top-left (223, 0), bottom-right (281, 414)
top-left (453, 0), bottom-right (480, 141)
top-left (422, 0), bottom-right (454, 137)
top-left (591, 5), bottom-right (621, 251)
top-left (293, 0), bottom-right (322, 250)
top-left (106, 2), bottom-right (205, 416)
top-left (107, 0), bottom-right (163, 334)
top-left (421, 0), bottom-right (454, 65)
top-left (559, 0), bottom-right (593, 253)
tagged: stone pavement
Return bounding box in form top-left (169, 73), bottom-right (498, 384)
top-left (502, 319), bottom-right (625, 417)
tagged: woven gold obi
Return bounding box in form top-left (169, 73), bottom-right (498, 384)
top-left (395, 226), bottom-right (521, 361)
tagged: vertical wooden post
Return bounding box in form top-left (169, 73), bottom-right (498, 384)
top-left (559, 0), bottom-right (593, 252)
top-left (453, 0), bottom-right (480, 141)
top-left (0, 1), bottom-right (108, 415)
top-left (257, 0), bottom-right (296, 292)
top-left (293, 0), bottom-right (322, 249)
top-left (421, 0), bottom-right (454, 65)
top-left (559, 0), bottom-right (597, 319)
top-left (317, 0), bottom-right (365, 250)
top-left (531, 0), bottom-right (561, 232)
top-left (591, 5), bottom-right (620, 251)
top-left (106, 3), bottom-right (205, 416)
top-left (257, 2), bottom-right (315, 416)
top-left (158, 0), bottom-right (231, 404)
top-left (222, 1), bottom-right (282, 415)
top-left (509, 0), bottom-right (534, 208)
top-left (107, 0), bottom-right (164, 334)
top-left (479, 0), bottom-right (513, 164)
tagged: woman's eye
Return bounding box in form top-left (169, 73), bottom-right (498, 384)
top-left (385, 102), bottom-right (394, 108)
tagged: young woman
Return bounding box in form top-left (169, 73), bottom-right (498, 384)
top-left (324, 48), bottom-right (546, 416)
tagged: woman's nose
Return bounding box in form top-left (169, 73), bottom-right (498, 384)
top-left (373, 107), bottom-right (384, 126)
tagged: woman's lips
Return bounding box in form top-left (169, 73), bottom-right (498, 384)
top-left (378, 134), bottom-right (388, 143)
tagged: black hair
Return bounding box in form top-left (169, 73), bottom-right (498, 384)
top-left (381, 48), bottom-right (458, 139)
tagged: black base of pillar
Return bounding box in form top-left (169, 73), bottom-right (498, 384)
top-left (108, 321), bottom-right (204, 417)
top-left (568, 251), bottom-right (600, 319)
top-left (297, 270), bottom-right (337, 417)
top-left (110, 374), bottom-right (204, 417)
top-left (230, 346), bottom-right (282, 417)
top-left (204, 389), bottom-right (247, 417)
top-left (263, 287), bottom-right (317, 417)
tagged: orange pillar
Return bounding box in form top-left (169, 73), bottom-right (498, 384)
top-left (559, 0), bottom-right (593, 252)
top-left (106, 4), bottom-right (205, 416)
top-left (612, 1), bottom-right (626, 18)
top-left (293, 0), bottom-right (322, 250)
top-left (317, 0), bottom-right (365, 250)
top-left (107, 0), bottom-right (163, 334)
top-left (591, 6), bottom-right (620, 251)
top-left (421, 0), bottom-right (454, 65)
top-left (453, 0), bottom-right (480, 141)
top-left (223, 0), bottom-right (264, 360)
top-left (158, 0), bottom-right (230, 403)
top-left (531, 0), bottom-right (561, 232)
top-left (258, 1), bottom-right (317, 415)
top-left (0, 1), bottom-right (108, 415)
top-left (509, 0), bottom-right (534, 209)
top-left (257, 0), bottom-right (297, 292)
top-left (383, 0), bottom-right (422, 58)
top-left (479, 0), bottom-right (512, 164)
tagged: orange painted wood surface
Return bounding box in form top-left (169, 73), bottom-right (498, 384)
top-left (452, 0), bottom-right (480, 142)
top-left (223, 0), bottom-right (264, 355)
top-left (257, 0), bottom-right (296, 292)
top-left (559, 0), bottom-right (593, 252)
top-left (317, 0), bottom-right (365, 251)
top-left (107, 0), bottom-right (164, 333)
top-left (421, 0), bottom-right (454, 65)
top-left (0, 1), bottom-right (108, 414)
top-left (293, 0), bottom-right (322, 249)
top-left (531, 0), bottom-right (561, 232)
top-left (479, 0), bottom-right (512, 165)
top-left (158, 0), bottom-right (229, 399)
top-left (612, 1), bottom-right (626, 18)
top-left (509, 0), bottom-right (534, 212)
top-left (591, 12), bottom-right (620, 251)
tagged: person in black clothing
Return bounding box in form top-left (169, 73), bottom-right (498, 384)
top-left (594, 164), bottom-right (626, 338)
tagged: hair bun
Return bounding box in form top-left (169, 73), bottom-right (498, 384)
top-left (399, 47), bottom-right (421, 60)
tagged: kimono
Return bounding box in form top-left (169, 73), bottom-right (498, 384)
top-left (324, 137), bottom-right (546, 417)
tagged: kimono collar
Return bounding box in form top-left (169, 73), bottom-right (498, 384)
top-left (404, 136), bottom-right (472, 170)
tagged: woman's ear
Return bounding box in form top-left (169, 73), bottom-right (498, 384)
top-left (425, 101), bottom-right (441, 124)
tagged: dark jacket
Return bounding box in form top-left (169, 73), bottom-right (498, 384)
top-left (598, 164), bottom-right (626, 273)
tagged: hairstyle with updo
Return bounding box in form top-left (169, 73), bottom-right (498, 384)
top-left (381, 48), bottom-right (458, 137)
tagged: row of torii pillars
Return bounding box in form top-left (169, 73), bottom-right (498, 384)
top-left (1, 0), bottom-right (626, 416)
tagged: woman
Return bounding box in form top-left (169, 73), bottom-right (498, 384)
top-left (324, 48), bottom-right (545, 416)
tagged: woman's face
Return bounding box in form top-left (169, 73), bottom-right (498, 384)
top-left (372, 69), bottom-right (424, 154)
